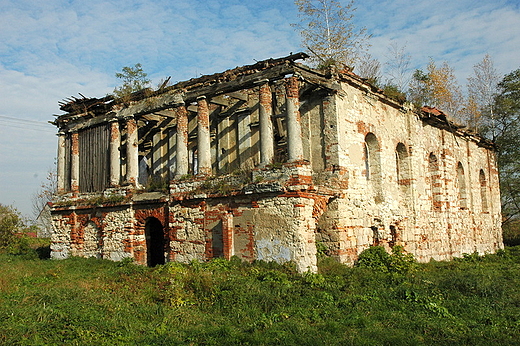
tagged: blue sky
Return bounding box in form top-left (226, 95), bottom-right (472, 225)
top-left (1, 0), bottom-right (519, 217)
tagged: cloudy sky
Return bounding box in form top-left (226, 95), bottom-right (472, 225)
top-left (1, 0), bottom-right (519, 217)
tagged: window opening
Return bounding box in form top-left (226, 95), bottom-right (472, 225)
top-left (396, 143), bottom-right (412, 206)
top-left (457, 162), bottom-right (468, 209)
top-left (479, 169), bottom-right (488, 212)
top-left (365, 133), bottom-right (383, 203)
top-left (428, 153), bottom-right (442, 211)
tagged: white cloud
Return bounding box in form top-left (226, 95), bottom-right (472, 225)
top-left (0, 0), bottom-right (300, 215)
top-left (358, 0), bottom-right (520, 82)
top-left (0, 0), bottom-right (518, 216)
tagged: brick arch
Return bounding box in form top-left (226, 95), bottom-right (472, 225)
top-left (76, 213), bottom-right (104, 230)
top-left (134, 207), bottom-right (167, 231)
top-left (70, 213), bottom-right (104, 257)
top-left (145, 217), bottom-right (166, 266)
top-left (356, 121), bottom-right (377, 136)
top-left (396, 142), bottom-right (411, 179)
top-left (133, 206), bottom-right (169, 265)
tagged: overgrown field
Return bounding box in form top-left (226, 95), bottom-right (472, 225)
top-left (1, 246), bottom-right (520, 345)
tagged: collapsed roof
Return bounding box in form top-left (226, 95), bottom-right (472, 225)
top-left (54, 52), bottom-right (494, 149)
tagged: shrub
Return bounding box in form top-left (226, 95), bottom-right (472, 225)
top-left (355, 246), bottom-right (390, 271)
top-left (1, 248), bottom-right (520, 344)
top-left (382, 84), bottom-right (407, 103)
top-left (145, 175), bottom-right (170, 193)
top-left (356, 245), bottom-right (416, 273)
top-left (502, 220), bottom-right (520, 246)
top-left (0, 204), bottom-right (48, 258)
top-left (388, 245), bottom-right (417, 273)
top-left (0, 204), bottom-right (23, 248)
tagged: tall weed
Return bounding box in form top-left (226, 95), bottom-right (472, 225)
top-left (1, 246), bottom-right (519, 344)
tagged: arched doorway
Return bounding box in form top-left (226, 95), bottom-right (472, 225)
top-left (145, 217), bottom-right (165, 266)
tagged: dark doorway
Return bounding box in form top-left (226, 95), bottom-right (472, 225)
top-left (145, 217), bottom-right (165, 266)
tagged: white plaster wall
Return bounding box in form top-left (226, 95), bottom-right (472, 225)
top-left (328, 81), bottom-right (502, 262)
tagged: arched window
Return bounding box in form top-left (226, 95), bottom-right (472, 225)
top-left (479, 169), bottom-right (489, 213)
top-left (457, 162), bottom-right (468, 209)
top-left (396, 143), bottom-right (412, 206)
top-left (428, 153), bottom-right (442, 211)
top-left (364, 133), bottom-right (383, 203)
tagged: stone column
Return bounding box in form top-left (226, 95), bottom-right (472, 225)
top-left (126, 116), bottom-right (139, 186)
top-left (258, 80), bottom-right (274, 166)
top-left (57, 131), bottom-right (66, 193)
top-left (197, 96), bottom-right (212, 176)
top-left (70, 131), bottom-right (80, 193)
top-left (109, 119), bottom-right (121, 186)
top-left (285, 76), bottom-right (304, 162)
top-left (175, 105), bottom-right (189, 177)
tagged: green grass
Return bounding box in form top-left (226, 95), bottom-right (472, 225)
top-left (1, 247), bottom-right (520, 345)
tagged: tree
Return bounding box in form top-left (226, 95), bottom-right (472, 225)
top-left (384, 42), bottom-right (412, 93)
top-left (32, 168), bottom-right (56, 218)
top-left (32, 168), bottom-right (57, 237)
top-left (292, 0), bottom-right (370, 68)
top-left (113, 63), bottom-right (151, 99)
top-left (0, 204), bottom-right (24, 248)
top-left (429, 60), bottom-right (464, 119)
top-left (466, 55), bottom-right (500, 132)
top-left (409, 59), bottom-right (464, 121)
top-left (408, 69), bottom-right (433, 107)
top-left (356, 53), bottom-right (381, 85)
top-left (490, 69), bottom-right (520, 228)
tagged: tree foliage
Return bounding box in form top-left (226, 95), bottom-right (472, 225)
top-left (31, 168), bottom-right (56, 237)
top-left (113, 63), bottom-right (151, 99)
top-left (409, 59), bottom-right (464, 121)
top-left (0, 204), bottom-right (24, 248)
top-left (356, 52), bottom-right (381, 85)
top-left (32, 169), bottom-right (56, 218)
top-left (292, 0), bottom-right (370, 68)
top-left (465, 55), bottom-right (500, 132)
top-left (384, 42), bottom-right (412, 93)
top-left (408, 69), bottom-right (430, 107)
top-left (490, 69), bottom-right (520, 225)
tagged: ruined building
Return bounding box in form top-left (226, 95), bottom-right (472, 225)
top-left (51, 53), bottom-right (503, 272)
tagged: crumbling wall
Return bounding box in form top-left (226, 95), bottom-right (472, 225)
top-left (100, 207), bottom-right (134, 261)
top-left (169, 201), bottom-right (207, 263)
top-left (50, 203), bottom-right (169, 265)
top-left (168, 193), bottom-right (317, 272)
top-left (51, 54), bottom-right (502, 272)
top-left (324, 80), bottom-right (503, 263)
top-left (50, 213), bottom-right (73, 260)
